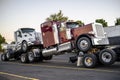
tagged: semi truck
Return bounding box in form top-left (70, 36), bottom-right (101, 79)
top-left (1, 21), bottom-right (120, 68)
top-left (1, 28), bottom-right (41, 61)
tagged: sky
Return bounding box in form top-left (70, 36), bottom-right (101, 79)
top-left (0, 0), bottom-right (120, 43)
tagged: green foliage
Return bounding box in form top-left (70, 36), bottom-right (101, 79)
top-left (0, 34), bottom-right (6, 51)
top-left (115, 18), bottom-right (120, 26)
top-left (46, 10), bottom-right (68, 22)
top-left (95, 19), bottom-right (108, 27)
top-left (76, 20), bottom-right (84, 26)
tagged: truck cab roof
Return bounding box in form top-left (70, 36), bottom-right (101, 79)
top-left (16, 28), bottom-right (35, 33)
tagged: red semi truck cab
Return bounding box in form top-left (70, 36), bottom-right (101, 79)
top-left (41, 21), bottom-right (109, 48)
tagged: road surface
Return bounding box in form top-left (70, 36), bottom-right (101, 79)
top-left (0, 53), bottom-right (120, 80)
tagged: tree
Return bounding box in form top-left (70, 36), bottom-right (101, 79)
top-left (0, 34), bottom-right (6, 51)
top-left (76, 20), bottom-right (84, 26)
top-left (95, 19), bottom-right (108, 27)
top-left (115, 18), bottom-right (120, 26)
top-left (46, 10), bottom-right (68, 22)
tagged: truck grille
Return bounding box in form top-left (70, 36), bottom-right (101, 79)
top-left (94, 24), bottom-right (105, 38)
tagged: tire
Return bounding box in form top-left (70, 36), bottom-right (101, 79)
top-left (20, 53), bottom-right (29, 63)
top-left (21, 41), bottom-right (28, 53)
top-left (82, 54), bottom-right (97, 68)
top-left (28, 51), bottom-right (35, 62)
top-left (14, 52), bottom-right (21, 60)
top-left (6, 49), bottom-right (14, 60)
top-left (77, 37), bottom-right (91, 52)
top-left (1, 54), bottom-right (8, 61)
top-left (6, 52), bottom-right (11, 60)
top-left (99, 49), bottom-right (117, 65)
top-left (43, 55), bottom-right (53, 60)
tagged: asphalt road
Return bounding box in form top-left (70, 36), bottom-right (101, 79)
top-left (0, 53), bottom-right (120, 80)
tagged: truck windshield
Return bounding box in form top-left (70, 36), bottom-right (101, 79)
top-left (21, 28), bottom-right (35, 33)
top-left (66, 22), bottom-right (79, 29)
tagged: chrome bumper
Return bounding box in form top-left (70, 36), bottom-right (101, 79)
top-left (92, 37), bottom-right (109, 45)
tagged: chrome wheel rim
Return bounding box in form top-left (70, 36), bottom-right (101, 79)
top-left (28, 52), bottom-right (34, 61)
top-left (2, 54), bottom-right (5, 60)
top-left (80, 40), bottom-right (88, 49)
top-left (6, 52), bottom-right (10, 59)
top-left (102, 52), bottom-right (112, 63)
top-left (85, 57), bottom-right (93, 66)
top-left (23, 43), bottom-right (27, 51)
top-left (21, 55), bottom-right (25, 62)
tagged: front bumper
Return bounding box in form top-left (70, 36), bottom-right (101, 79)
top-left (27, 41), bottom-right (41, 46)
top-left (92, 37), bottom-right (109, 45)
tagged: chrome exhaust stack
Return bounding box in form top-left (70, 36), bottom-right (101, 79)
top-left (42, 42), bottom-right (72, 57)
top-left (42, 48), bottom-right (57, 57)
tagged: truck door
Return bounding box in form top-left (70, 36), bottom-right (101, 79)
top-left (15, 31), bottom-right (22, 50)
top-left (41, 22), bottom-right (57, 48)
top-left (59, 23), bottom-right (72, 43)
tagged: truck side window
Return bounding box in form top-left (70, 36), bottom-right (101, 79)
top-left (60, 23), bottom-right (66, 31)
top-left (17, 31), bottom-right (22, 37)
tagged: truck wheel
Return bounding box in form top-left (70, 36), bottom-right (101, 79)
top-left (20, 53), bottom-right (29, 63)
top-left (99, 49), bottom-right (117, 65)
top-left (21, 41), bottom-right (28, 53)
top-left (43, 55), bottom-right (53, 60)
top-left (28, 52), bottom-right (35, 62)
top-left (82, 54), bottom-right (97, 68)
top-left (1, 54), bottom-right (8, 61)
top-left (6, 52), bottom-right (11, 60)
top-left (77, 37), bottom-right (91, 52)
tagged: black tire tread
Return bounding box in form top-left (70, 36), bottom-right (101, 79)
top-left (77, 37), bottom-right (92, 52)
top-left (82, 54), bottom-right (97, 68)
top-left (99, 49), bottom-right (117, 65)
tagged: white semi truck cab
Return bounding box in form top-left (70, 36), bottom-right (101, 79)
top-left (14, 28), bottom-right (41, 52)
top-left (1, 28), bottom-right (41, 61)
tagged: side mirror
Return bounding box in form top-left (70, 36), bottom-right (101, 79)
top-left (16, 32), bottom-right (19, 36)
